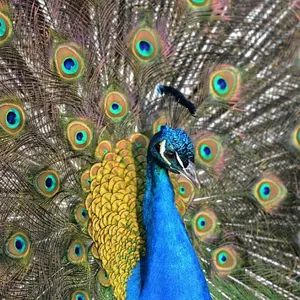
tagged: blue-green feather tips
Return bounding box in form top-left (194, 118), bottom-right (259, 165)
top-left (0, 17), bottom-right (7, 37)
top-left (75, 130), bottom-right (88, 145)
top-left (76, 294), bottom-right (85, 300)
top-left (0, 103), bottom-right (25, 134)
top-left (74, 243), bottom-right (82, 257)
top-left (187, 0), bottom-right (211, 9)
top-left (14, 236), bottom-right (26, 253)
top-left (62, 57), bottom-right (79, 75)
top-left (258, 183), bottom-right (271, 200)
top-left (131, 28), bottom-right (160, 62)
top-left (6, 232), bottom-right (30, 258)
top-left (0, 11), bottom-right (12, 44)
top-left (195, 134), bottom-right (224, 173)
top-left (68, 240), bottom-right (86, 263)
top-left (109, 102), bottom-right (123, 115)
top-left (6, 108), bottom-right (21, 129)
top-left (67, 121), bottom-right (93, 151)
top-left (212, 246), bottom-right (239, 277)
top-left (75, 204), bottom-right (89, 225)
top-left (213, 76), bottom-right (228, 95)
top-left (177, 177), bottom-right (195, 203)
top-left (53, 43), bottom-right (84, 80)
top-left (200, 144), bottom-right (212, 161)
top-left (292, 125), bottom-right (300, 149)
top-left (192, 209), bottom-right (218, 242)
top-left (197, 216), bottom-right (207, 230)
top-left (71, 291), bottom-right (90, 300)
top-left (253, 172), bottom-right (287, 212)
top-left (136, 40), bottom-right (154, 58)
top-left (81, 208), bottom-right (88, 219)
top-left (35, 170), bottom-right (60, 197)
top-left (179, 185), bottom-right (186, 195)
top-left (103, 91), bottom-right (129, 122)
top-left (217, 251), bottom-right (228, 265)
top-left (209, 65), bottom-right (241, 103)
top-left (44, 174), bottom-right (57, 192)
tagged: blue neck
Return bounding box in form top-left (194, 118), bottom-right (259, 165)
top-left (138, 156), bottom-right (211, 300)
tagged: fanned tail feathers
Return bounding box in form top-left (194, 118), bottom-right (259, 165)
top-left (0, 0), bottom-right (299, 299)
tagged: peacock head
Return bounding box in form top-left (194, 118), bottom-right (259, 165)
top-left (149, 125), bottom-right (200, 187)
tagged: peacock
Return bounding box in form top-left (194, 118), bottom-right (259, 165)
top-left (0, 0), bottom-right (299, 299)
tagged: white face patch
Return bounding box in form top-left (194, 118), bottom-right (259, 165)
top-left (175, 151), bottom-right (184, 169)
top-left (159, 140), bottom-right (184, 169)
top-left (159, 140), bottom-right (171, 166)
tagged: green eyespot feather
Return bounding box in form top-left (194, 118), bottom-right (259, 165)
top-left (209, 65), bottom-right (241, 103)
top-left (136, 40), bottom-right (154, 58)
top-left (195, 134), bottom-right (224, 172)
top-left (253, 173), bottom-right (287, 212)
top-left (80, 169), bottom-right (91, 193)
top-left (95, 140), bottom-right (113, 161)
top-left (131, 27), bottom-right (160, 62)
top-left (200, 143), bottom-right (213, 161)
top-left (0, 15), bottom-right (7, 37)
top-left (153, 116), bottom-right (169, 134)
top-left (192, 209), bottom-right (218, 242)
top-left (35, 170), bottom-right (60, 197)
top-left (258, 183), bottom-right (271, 200)
top-left (74, 203), bottom-right (89, 225)
top-left (68, 240), bottom-right (86, 263)
top-left (217, 251), bottom-right (228, 265)
top-left (98, 268), bottom-right (111, 287)
top-left (53, 43), bottom-right (85, 80)
top-left (103, 91), bottom-right (129, 122)
top-left (6, 232), bottom-right (31, 258)
top-left (0, 10), bottom-right (12, 44)
top-left (129, 133), bottom-right (149, 149)
top-left (197, 217), bottom-right (206, 229)
top-left (0, 103), bottom-right (25, 135)
top-left (292, 124), bottom-right (300, 149)
top-left (71, 291), bottom-right (90, 300)
top-left (67, 121), bottom-right (93, 151)
top-left (177, 176), bottom-right (195, 203)
top-left (212, 246), bottom-right (239, 277)
top-left (62, 56), bottom-right (79, 75)
top-left (187, 0), bottom-right (212, 9)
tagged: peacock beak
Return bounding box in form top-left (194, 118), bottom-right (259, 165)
top-left (179, 161), bottom-right (200, 189)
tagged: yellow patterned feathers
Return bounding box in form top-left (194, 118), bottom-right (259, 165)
top-left (85, 134), bottom-right (148, 300)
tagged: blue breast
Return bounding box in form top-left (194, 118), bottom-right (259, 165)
top-left (126, 160), bottom-right (211, 300)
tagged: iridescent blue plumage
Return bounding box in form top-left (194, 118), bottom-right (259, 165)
top-left (126, 126), bottom-right (211, 299)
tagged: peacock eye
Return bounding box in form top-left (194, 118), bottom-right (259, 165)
top-left (68, 240), bottom-right (86, 263)
top-left (131, 28), bottom-right (160, 62)
top-left (62, 57), bottom-right (79, 75)
top-left (53, 44), bottom-right (84, 80)
top-left (67, 121), bottom-right (93, 151)
top-left (35, 170), bottom-right (60, 197)
top-left (6, 232), bottom-right (31, 258)
top-left (0, 12), bottom-right (12, 45)
top-left (71, 291), bottom-right (90, 300)
top-left (0, 104), bottom-right (25, 135)
top-left (103, 91), bottom-right (129, 122)
top-left (164, 151), bottom-right (175, 160)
